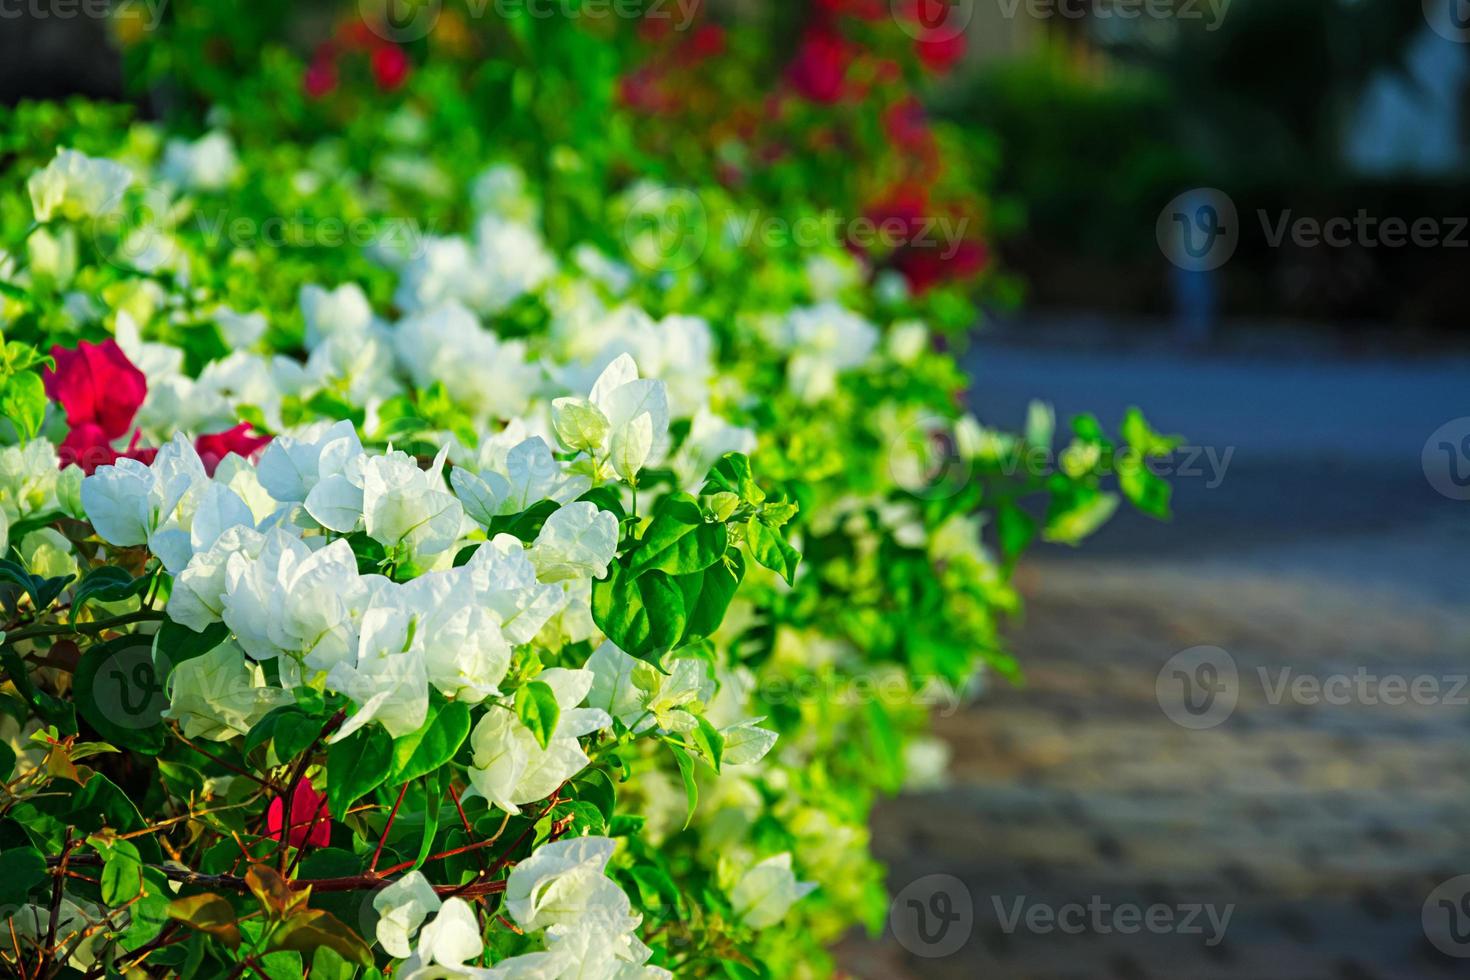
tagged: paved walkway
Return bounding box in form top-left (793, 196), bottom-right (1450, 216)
top-left (837, 331), bottom-right (1470, 978)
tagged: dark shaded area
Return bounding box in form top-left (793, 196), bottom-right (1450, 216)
top-left (0, 13), bottom-right (125, 105)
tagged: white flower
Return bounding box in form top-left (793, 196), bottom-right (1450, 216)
top-left (729, 853), bottom-right (817, 929)
top-left (81, 434), bottom-right (233, 574)
top-left (0, 440), bottom-right (62, 524)
top-left (886, 320), bottom-right (930, 365)
top-left (472, 163), bottom-right (539, 224)
top-left (398, 898), bottom-right (484, 977)
top-left (467, 669), bottom-right (609, 814)
top-left (373, 871), bottom-right (442, 959)
top-left (529, 502), bottom-right (617, 583)
top-left (473, 216), bottom-right (556, 314)
top-left (451, 436), bottom-right (590, 526)
top-left (399, 569), bottom-right (512, 703)
top-left (213, 305), bottom-right (267, 349)
top-left (258, 419), bottom-right (363, 505)
top-left (161, 131), bottom-right (239, 191)
top-left (300, 283), bottom-right (374, 350)
top-left (361, 447), bottom-right (464, 563)
top-left (326, 592), bottom-right (429, 740)
top-left (804, 251), bottom-right (862, 300)
top-left (780, 303), bottom-right (879, 403)
top-left (550, 354), bottom-right (669, 483)
top-left (27, 148), bottom-right (132, 222)
top-left (461, 535), bottom-right (568, 645)
top-left (161, 641), bottom-right (293, 741)
top-left (221, 532), bottom-right (364, 670)
top-left (168, 525), bottom-right (266, 632)
top-left (394, 302), bottom-right (541, 422)
top-left (504, 837), bottom-right (637, 935)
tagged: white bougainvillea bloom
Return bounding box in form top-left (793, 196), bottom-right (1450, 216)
top-left (398, 569), bottom-right (512, 703)
top-left (326, 592), bottom-right (429, 740)
top-left (780, 303), bottom-right (879, 403)
top-left (529, 501), bottom-right (617, 583)
top-left (473, 216), bottom-right (556, 314)
top-left (258, 419), bottom-right (363, 505)
top-left (300, 282), bottom-right (374, 350)
top-left (362, 447), bottom-right (464, 564)
top-left (729, 853), bottom-right (817, 929)
top-left (168, 524), bottom-right (267, 632)
top-left (0, 439), bottom-right (63, 525)
top-left (161, 641), bottom-right (294, 741)
top-left (27, 148), bottom-right (133, 222)
top-left (461, 535), bottom-right (568, 646)
top-left (160, 131), bottom-right (239, 192)
top-left (221, 531), bottom-right (364, 671)
top-left (472, 162), bottom-right (539, 224)
top-left (373, 871), bottom-right (442, 959)
top-left (81, 434), bottom-right (244, 574)
top-left (503, 837), bottom-right (637, 935)
top-left (551, 353), bottom-right (669, 483)
top-left (212, 305), bottom-right (267, 349)
top-left (394, 302), bottom-right (540, 423)
top-left (467, 669), bottom-right (610, 813)
top-left (399, 897), bottom-right (484, 976)
top-left (451, 436), bottom-right (589, 526)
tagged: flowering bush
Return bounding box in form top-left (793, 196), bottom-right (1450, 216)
top-left (0, 12), bottom-right (1176, 977)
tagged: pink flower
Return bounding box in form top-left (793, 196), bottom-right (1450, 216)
top-left (267, 781), bottom-right (332, 850)
top-left (305, 57), bottom-right (338, 99)
top-left (371, 44), bottom-right (410, 91)
top-left (195, 423), bottom-right (272, 476)
top-left (43, 339), bottom-right (147, 443)
top-left (788, 29), bottom-right (851, 104)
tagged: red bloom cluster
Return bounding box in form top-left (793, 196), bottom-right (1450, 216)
top-left (267, 780), bottom-right (332, 849)
top-left (44, 339), bottom-right (271, 475)
top-left (623, 2), bottom-right (986, 294)
top-left (305, 20), bottom-right (411, 99)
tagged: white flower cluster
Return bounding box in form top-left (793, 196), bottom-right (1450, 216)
top-left (374, 837), bottom-right (666, 980)
top-left (77, 360), bottom-right (658, 744)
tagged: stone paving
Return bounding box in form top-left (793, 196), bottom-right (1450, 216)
top-left (838, 557), bottom-right (1470, 979)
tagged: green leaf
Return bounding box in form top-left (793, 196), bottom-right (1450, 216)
top-left (592, 563), bottom-right (686, 662)
top-left (995, 500), bottom-right (1037, 561)
top-left (678, 549), bottom-right (744, 640)
top-left (267, 908), bottom-right (374, 966)
top-left (120, 867), bottom-right (171, 950)
top-left (1120, 406), bottom-right (1183, 456)
top-left (573, 769), bottom-right (616, 826)
top-left (701, 453), bottom-right (764, 505)
top-left (153, 619), bottom-right (230, 684)
top-left (514, 681), bottom-right (560, 750)
top-left (0, 846), bottom-right (46, 906)
top-left (578, 484), bottom-right (627, 522)
top-left (326, 726), bottom-right (392, 818)
top-left (98, 837), bottom-right (144, 906)
top-left (692, 716), bottom-right (724, 773)
top-left (746, 519), bottom-right (799, 585)
top-left (392, 700), bottom-right (471, 784)
top-left (628, 492), bottom-right (728, 576)
top-left (412, 769), bottom-right (446, 871)
top-left (667, 743), bottom-right (698, 830)
top-left (74, 635), bottom-right (166, 755)
top-left (488, 499), bottom-right (561, 543)
top-left (0, 371), bottom-right (46, 440)
top-left (1043, 489), bottom-right (1121, 545)
top-left (166, 893), bottom-right (242, 949)
top-left (0, 740), bottom-right (14, 781)
top-left (70, 566), bottom-right (149, 620)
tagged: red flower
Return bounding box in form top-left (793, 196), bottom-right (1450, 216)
top-left (305, 58), bottom-right (338, 99)
top-left (371, 44), bottom-right (411, 91)
top-left (916, 32), bottom-right (967, 73)
top-left (788, 29), bottom-right (852, 104)
top-left (44, 340), bottom-right (147, 443)
top-left (267, 781), bottom-right (332, 850)
top-left (894, 238), bottom-right (988, 293)
top-left (195, 423), bottom-right (272, 476)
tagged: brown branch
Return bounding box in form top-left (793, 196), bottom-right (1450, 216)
top-left (371, 782), bottom-right (410, 873)
top-left (278, 709), bottom-right (346, 874)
